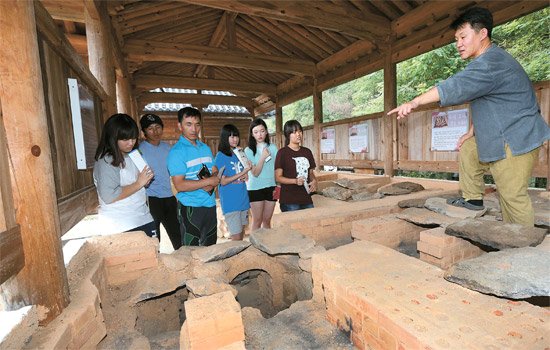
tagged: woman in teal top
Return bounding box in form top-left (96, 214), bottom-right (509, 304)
top-left (244, 118), bottom-right (278, 230)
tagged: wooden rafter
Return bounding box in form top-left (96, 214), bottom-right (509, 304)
top-left (138, 92), bottom-right (253, 107)
top-left (180, 0), bottom-right (390, 41)
top-left (194, 11), bottom-right (239, 77)
top-left (125, 39), bottom-right (315, 75)
top-left (134, 74), bottom-right (276, 95)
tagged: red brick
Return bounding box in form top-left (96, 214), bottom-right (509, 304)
top-left (352, 331), bottom-right (365, 349)
top-left (419, 228), bottom-right (457, 247)
top-left (379, 327), bottom-right (398, 350)
top-left (363, 315), bottom-right (379, 338)
top-left (335, 295), bottom-right (363, 333)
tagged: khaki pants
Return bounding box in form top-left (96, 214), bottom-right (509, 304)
top-left (459, 137), bottom-right (539, 227)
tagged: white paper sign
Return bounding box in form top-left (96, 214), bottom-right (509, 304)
top-left (349, 122), bottom-right (368, 153)
top-left (321, 127), bottom-right (335, 154)
top-left (430, 109), bottom-right (469, 151)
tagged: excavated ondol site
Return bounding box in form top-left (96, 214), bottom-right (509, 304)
top-left (3, 173), bottom-right (549, 349)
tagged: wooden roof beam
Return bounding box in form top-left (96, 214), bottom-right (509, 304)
top-left (194, 11), bottom-right (238, 77)
top-left (134, 74), bottom-right (276, 95)
top-left (41, 0), bottom-right (85, 22)
top-left (125, 39), bottom-right (315, 75)
top-left (180, 0), bottom-right (390, 41)
top-left (138, 92), bottom-right (254, 107)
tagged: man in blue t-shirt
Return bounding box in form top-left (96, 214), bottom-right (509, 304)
top-left (167, 107), bottom-right (220, 246)
top-left (388, 7), bottom-right (550, 227)
top-left (139, 113), bottom-right (181, 249)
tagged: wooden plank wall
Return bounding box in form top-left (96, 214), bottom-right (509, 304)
top-left (39, 35), bottom-right (101, 235)
top-left (303, 81), bottom-right (549, 178)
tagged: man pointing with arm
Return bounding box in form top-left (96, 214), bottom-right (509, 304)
top-left (388, 7), bottom-right (550, 227)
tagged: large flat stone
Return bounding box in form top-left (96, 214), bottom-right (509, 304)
top-left (425, 197), bottom-right (487, 218)
top-left (131, 267), bottom-right (188, 303)
top-left (398, 198), bottom-right (426, 208)
top-left (322, 186), bottom-right (352, 201)
top-left (378, 181), bottom-right (424, 196)
top-left (191, 241), bottom-right (250, 263)
top-left (333, 178), bottom-right (363, 190)
top-left (351, 191), bottom-right (383, 201)
top-left (250, 228), bottom-right (315, 255)
top-left (396, 207), bottom-right (458, 227)
top-left (444, 247), bottom-right (550, 299)
top-left (445, 219), bottom-right (547, 250)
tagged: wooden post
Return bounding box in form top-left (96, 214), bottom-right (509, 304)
top-left (312, 77), bottom-right (322, 170)
top-left (275, 103), bottom-right (283, 149)
top-left (85, 0), bottom-right (116, 118)
top-left (383, 50), bottom-right (397, 177)
top-left (116, 69), bottom-right (133, 115)
top-left (0, 0), bottom-right (69, 323)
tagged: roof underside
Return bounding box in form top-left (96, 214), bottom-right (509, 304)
top-left (40, 0), bottom-right (547, 115)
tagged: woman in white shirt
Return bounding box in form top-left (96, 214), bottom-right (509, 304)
top-left (93, 114), bottom-right (156, 236)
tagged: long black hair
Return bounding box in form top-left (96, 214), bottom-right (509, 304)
top-left (95, 113), bottom-right (139, 167)
top-left (247, 118), bottom-right (271, 156)
top-left (218, 124), bottom-right (240, 157)
top-left (283, 120), bottom-right (303, 146)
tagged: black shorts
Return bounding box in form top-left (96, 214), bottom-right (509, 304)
top-left (248, 186), bottom-right (276, 202)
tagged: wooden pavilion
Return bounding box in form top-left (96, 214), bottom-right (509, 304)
top-left (0, 0), bottom-right (548, 325)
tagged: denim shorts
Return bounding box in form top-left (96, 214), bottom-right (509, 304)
top-left (224, 210), bottom-right (249, 235)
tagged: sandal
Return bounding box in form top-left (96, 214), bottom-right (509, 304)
top-left (446, 197), bottom-right (485, 211)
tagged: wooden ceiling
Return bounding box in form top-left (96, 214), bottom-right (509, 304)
top-left (40, 0), bottom-right (547, 115)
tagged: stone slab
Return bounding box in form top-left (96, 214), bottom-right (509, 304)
top-left (351, 191), bottom-right (383, 201)
top-left (396, 207), bottom-right (458, 227)
top-left (299, 245), bottom-right (327, 259)
top-left (191, 241), bottom-right (250, 263)
top-left (378, 181), bottom-right (424, 196)
top-left (425, 197), bottom-right (487, 218)
top-left (445, 247), bottom-right (550, 299)
top-left (322, 186), bottom-right (353, 201)
top-left (250, 227), bottom-right (315, 255)
top-left (445, 219), bottom-right (547, 250)
top-left (131, 267), bottom-right (188, 303)
top-left (398, 198), bottom-right (426, 208)
top-left (333, 178), bottom-right (364, 190)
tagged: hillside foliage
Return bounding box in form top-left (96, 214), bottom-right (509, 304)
top-left (281, 8), bottom-right (549, 126)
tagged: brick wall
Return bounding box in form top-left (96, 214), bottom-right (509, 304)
top-left (417, 227), bottom-right (485, 269)
top-left (312, 241), bottom-right (548, 349)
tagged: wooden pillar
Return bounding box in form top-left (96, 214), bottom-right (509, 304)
top-left (85, 0), bottom-right (116, 118)
top-left (312, 78), bottom-right (322, 170)
top-left (275, 102), bottom-right (283, 149)
top-left (116, 69), bottom-right (133, 115)
top-left (0, 0), bottom-right (69, 323)
top-left (131, 97), bottom-right (139, 119)
top-left (383, 51), bottom-right (397, 177)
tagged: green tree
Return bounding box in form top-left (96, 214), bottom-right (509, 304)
top-left (397, 8), bottom-right (549, 104)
